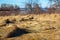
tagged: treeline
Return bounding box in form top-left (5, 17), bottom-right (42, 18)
top-left (0, 0), bottom-right (60, 15)
top-left (0, 4), bottom-right (20, 16)
top-left (0, 3), bottom-right (58, 14)
top-left (0, 3), bottom-right (56, 15)
top-left (0, 4), bottom-right (20, 11)
top-left (0, 3), bottom-right (43, 14)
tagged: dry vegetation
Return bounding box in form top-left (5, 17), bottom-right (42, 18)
top-left (0, 14), bottom-right (60, 40)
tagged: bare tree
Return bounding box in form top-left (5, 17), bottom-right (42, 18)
top-left (49, 0), bottom-right (60, 13)
top-left (25, 0), bottom-right (41, 14)
top-left (25, 3), bottom-right (32, 13)
top-left (33, 3), bottom-right (42, 14)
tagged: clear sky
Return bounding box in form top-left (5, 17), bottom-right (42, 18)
top-left (0, 0), bottom-right (50, 8)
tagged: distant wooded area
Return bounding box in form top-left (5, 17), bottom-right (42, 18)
top-left (0, 0), bottom-right (60, 16)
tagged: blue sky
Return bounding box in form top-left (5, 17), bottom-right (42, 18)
top-left (0, 0), bottom-right (50, 8)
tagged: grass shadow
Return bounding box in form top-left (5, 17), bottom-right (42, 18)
top-left (7, 27), bottom-right (30, 38)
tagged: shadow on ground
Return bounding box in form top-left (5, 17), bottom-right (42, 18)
top-left (7, 27), bottom-right (30, 38)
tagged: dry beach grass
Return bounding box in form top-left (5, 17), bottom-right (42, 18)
top-left (0, 14), bottom-right (60, 40)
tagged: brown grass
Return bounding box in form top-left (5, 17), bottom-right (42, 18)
top-left (0, 13), bottom-right (60, 40)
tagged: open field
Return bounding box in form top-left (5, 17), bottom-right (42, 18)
top-left (0, 14), bottom-right (60, 40)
